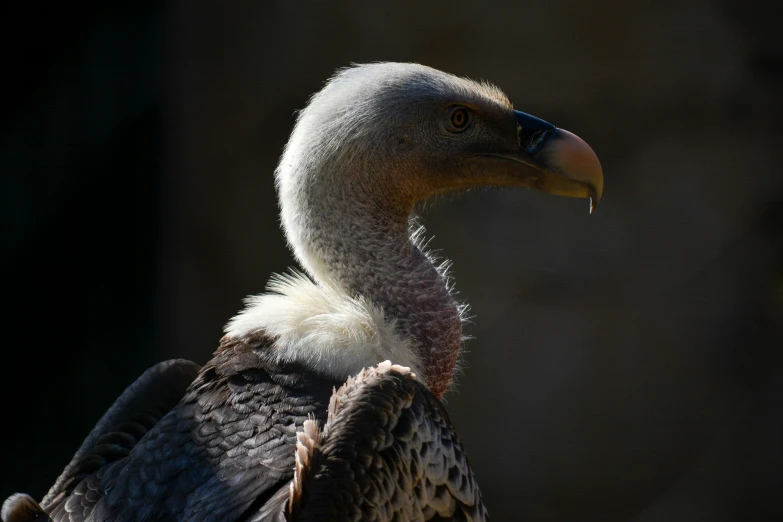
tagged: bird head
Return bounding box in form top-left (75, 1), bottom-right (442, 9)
top-left (278, 62), bottom-right (603, 232)
top-left (270, 63), bottom-right (604, 396)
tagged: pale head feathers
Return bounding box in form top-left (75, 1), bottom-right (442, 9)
top-left (276, 62), bottom-right (511, 284)
top-left (229, 63), bottom-right (508, 395)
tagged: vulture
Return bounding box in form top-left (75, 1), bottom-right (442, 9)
top-left (3, 62), bottom-right (602, 522)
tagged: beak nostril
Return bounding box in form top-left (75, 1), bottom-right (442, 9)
top-left (525, 129), bottom-right (550, 154)
top-left (515, 110), bottom-right (555, 154)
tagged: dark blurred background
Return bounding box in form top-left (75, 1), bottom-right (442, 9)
top-left (2, 1), bottom-right (782, 520)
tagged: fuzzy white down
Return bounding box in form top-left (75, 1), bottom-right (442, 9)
top-left (225, 272), bottom-right (422, 381)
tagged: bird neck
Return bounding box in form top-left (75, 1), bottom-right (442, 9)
top-left (288, 190), bottom-right (462, 398)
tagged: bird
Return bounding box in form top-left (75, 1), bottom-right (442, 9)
top-left (3, 62), bottom-right (602, 522)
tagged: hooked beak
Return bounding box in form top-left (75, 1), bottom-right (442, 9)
top-left (478, 110), bottom-right (604, 213)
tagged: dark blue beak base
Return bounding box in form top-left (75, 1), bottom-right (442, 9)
top-left (515, 110), bottom-right (556, 154)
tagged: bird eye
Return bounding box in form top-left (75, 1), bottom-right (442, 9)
top-left (447, 107), bottom-right (471, 132)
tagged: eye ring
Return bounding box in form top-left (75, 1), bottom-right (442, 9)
top-left (447, 107), bottom-right (471, 132)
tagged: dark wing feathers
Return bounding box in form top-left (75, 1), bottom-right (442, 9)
top-left (244, 487), bottom-right (290, 522)
top-left (11, 339), bottom-right (484, 522)
top-left (42, 335), bottom-right (340, 522)
top-left (42, 359), bottom-right (201, 511)
top-left (289, 363), bottom-right (488, 522)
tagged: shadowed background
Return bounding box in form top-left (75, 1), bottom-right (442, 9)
top-left (2, 1), bottom-right (782, 521)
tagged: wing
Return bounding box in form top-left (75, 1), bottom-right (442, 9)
top-left (3, 359), bottom-right (199, 522)
top-left (287, 362), bottom-right (488, 522)
top-left (41, 359), bottom-right (201, 512)
top-left (43, 334), bottom-right (339, 522)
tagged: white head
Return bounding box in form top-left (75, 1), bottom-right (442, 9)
top-left (235, 63), bottom-right (603, 398)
